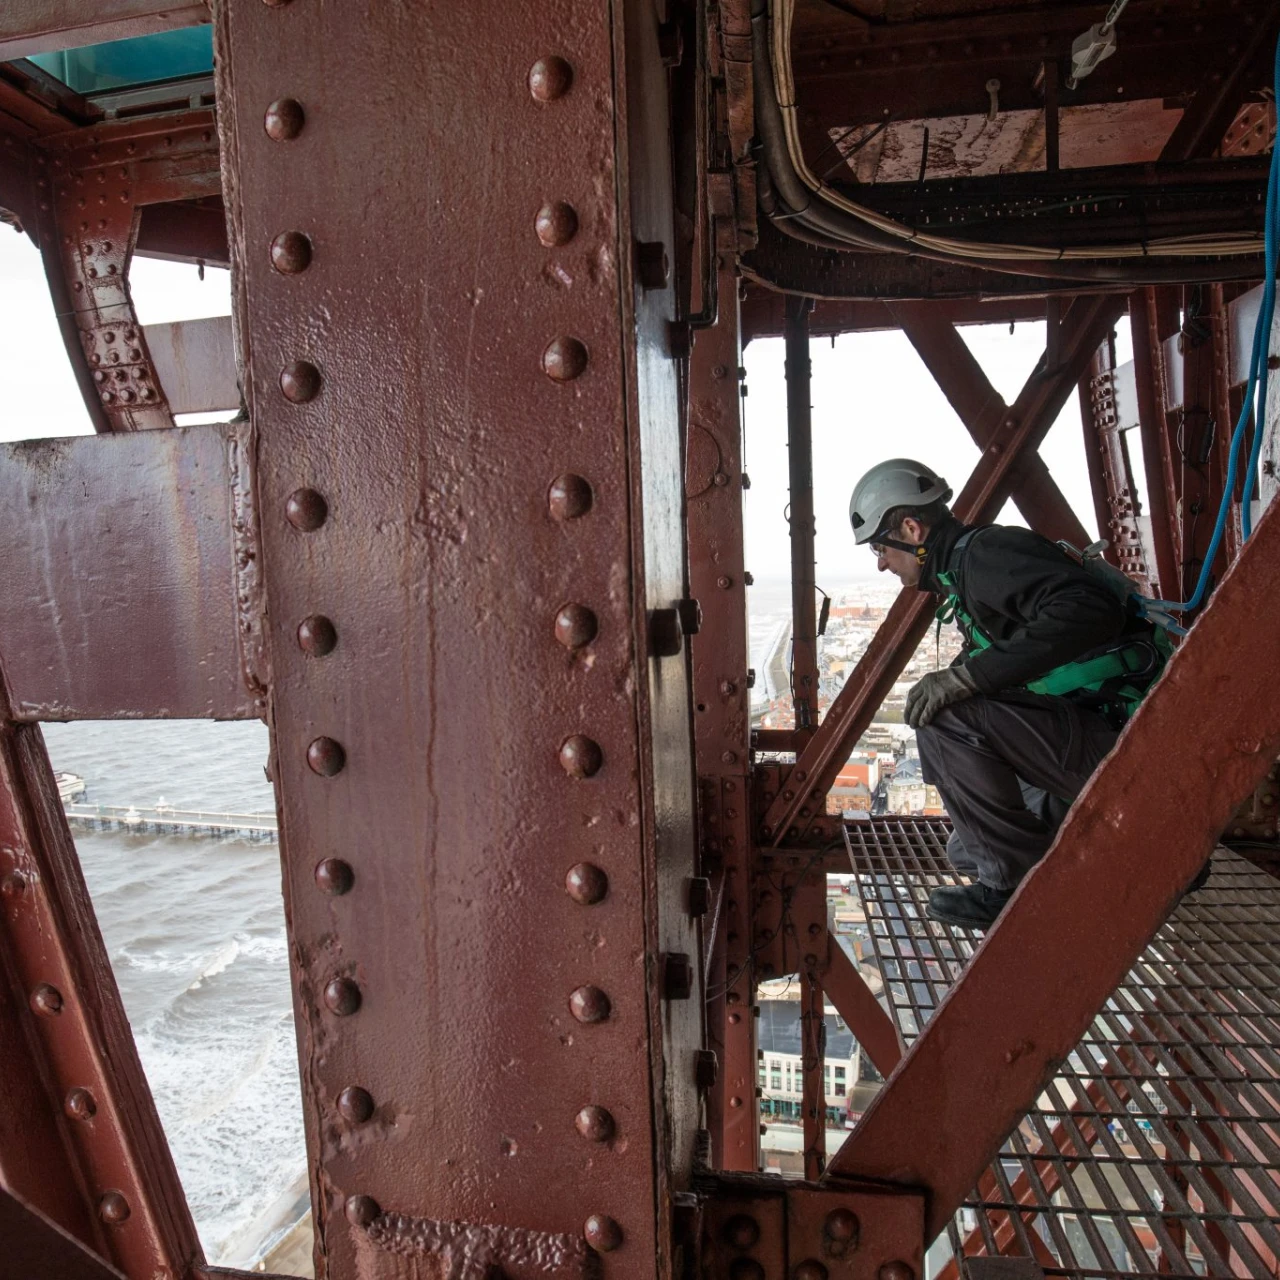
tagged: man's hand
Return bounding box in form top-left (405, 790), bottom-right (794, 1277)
top-left (905, 666), bottom-right (978, 729)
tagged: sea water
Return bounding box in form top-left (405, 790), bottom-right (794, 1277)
top-left (41, 719), bottom-right (306, 1268)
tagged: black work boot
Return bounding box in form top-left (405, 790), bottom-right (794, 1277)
top-left (926, 882), bottom-right (1014, 929)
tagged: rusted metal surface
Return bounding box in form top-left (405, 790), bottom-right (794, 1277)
top-left (144, 316), bottom-right (239, 415)
top-left (829, 485), bottom-right (1280, 1245)
top-left (890, 300), bottom-right (1091, 548)
top-left (0, 1184), bottom-right (128, 1280)
top-left (136, 198), bottom-right (230, 270)
top-left (799, 965), bottom-right (826, 1180)
top-left (215, 2), bottom-right (695, 1276)
top-left (688, 257), bottom-right (757, 1174)
top-left (0, 722), bottom-right (202, 1277)
top-left (0, 0), bottom-right (207, 62)
top-left (763, 294), bottom-right (1124, 847)
top-left (740, 293), bottom-right (1047, 342)
top-left (0, 424), bottom-right (262, 721)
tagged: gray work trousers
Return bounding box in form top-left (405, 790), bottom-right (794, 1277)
top-left (916, 689), bottom-right (1118, 891)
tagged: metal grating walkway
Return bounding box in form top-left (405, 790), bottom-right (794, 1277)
top-left (844, 816), bottom-right (1280, 1280)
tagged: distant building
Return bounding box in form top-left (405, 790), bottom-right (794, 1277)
top-left (756, 1000), bottom-right (860, 1127)
top-left (884, 757), bottom-right (944, 816)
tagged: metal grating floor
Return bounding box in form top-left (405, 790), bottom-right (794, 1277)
top-left (844, 816), bottom-right (1280, 1280)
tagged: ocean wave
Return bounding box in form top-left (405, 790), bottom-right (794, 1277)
top-left (186, 939), bottom-right (240, 991)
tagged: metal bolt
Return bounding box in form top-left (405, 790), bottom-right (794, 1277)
top-left (270, 230), bottom-right (313, 274)
top-left (717, 575), bottom-right (732, 590)
top-left (324, 977), bottom-right (362, 1016)
top-left (662, 953), bottom-right (694, 1000)
top-left (297, 615), bottom-right (338, 656)
top-left (569, 985), bottom-right (611, 1023)
top-left (730, 1261), bottom-right (765, 1280)
top-left (694, 1049), bottom-right (718, 1090)
top-left (307, 737), bottom-right (346, 777)
top-left (824, 1207), bottom-right (860, 1245)
top-left (877, 1265), bottom-right (915, 1280)
top-left (543, 336), bottom-right (589, 381)
top-left (565, 862), bottom-right (608, 905)
top-left (583, 1214), bottom-right (623, 1253)
top-left (345, 1194), bottom-right (380, 1227)
top-left (795, 1261), bottom-right (827, 1280)
top-left (0, 870), bottom-right (27, 899)
top-left (713, 472), bottom-right (728, 487)
top-left (555, 603), bottom-right (599, 650)
top-left (314, 858), bottom-right (355, 896)
top-left (535, 201), bottom-right (578, 247)
top-left (720, 680), bottom-right (736, 696)
top-left (529, 56), bottom-right (574, 102)
top-left (547, 472), bottom-right (593, 521)
top-left (743, 570), bottom-right (754, 585)
top-left (575, 1105), bottom-right (615, 1142)
top-left (98, 1192), bottom-right (130, 1225)
top-left (686, 876), bottom-right (711, 917)
top-left (337, 1086), bottom-right (375, 1123)
top-left (649, 607), bottom-right (683, 657)
top-left (721, 751), bottom-right (736, 765)
top-left (559, 735), bottom-right (603, 779)
top-left (280, 359), bottom-right (322, 403)
top-left (65, 1087), bottom-right (96, 1121)
top-left (31, 983), bottom-right (63, 1016)
top-left (635, 240), bottom-right (670, 290)
top-left (264, 98), bottom-right (305, 141)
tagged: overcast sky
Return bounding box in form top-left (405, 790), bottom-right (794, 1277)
top-left (2, 225), bottom-right (1131, 589)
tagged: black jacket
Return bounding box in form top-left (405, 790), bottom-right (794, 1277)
top-left (919, 516), bottom-right (1142, 696)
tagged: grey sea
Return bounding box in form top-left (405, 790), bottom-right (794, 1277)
top-left (41, 719), bottom-right (306, 1268)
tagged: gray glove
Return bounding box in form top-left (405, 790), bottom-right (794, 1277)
top-left (905, 666), bottom-right (978, 729)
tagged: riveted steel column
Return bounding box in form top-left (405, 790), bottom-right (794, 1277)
top-left (784, 296), bottom-right (818, 735)
top-left (215, 3), bottom-right (695, 1277)
top-left (687, 248), bottom-right (757, 1172)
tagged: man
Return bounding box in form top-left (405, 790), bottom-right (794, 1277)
top-left (848, 458), bottom-right (1188, 929)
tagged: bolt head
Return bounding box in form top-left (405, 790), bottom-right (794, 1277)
top-left (307, 737), bottom-right (346, 777)
top-left (98, 1192), bottom-right (130, 1225)
top-left (297, 614), bottom-right (337, 656)
top-left (345, 1194), bottom-right (380, 1227)
top-left (65, 1087), bottom-right (97, 1121)
top-left (823, 1207), bottom-right (860, 1245)
top-left (529, 56), bottom-right (574, 102)
top-left (554, 603), bottom-right (598, 650)
top-left (337, 1086), bottom-right (375, 1123)
top-left (271, 230), bottom-right (313, 274)
top-left (324, 977), bottom-right (362, 1016)
top-left (286, 488), bottom-right (328, 531)
top-left (569, 984), bottom-right (611, 1023)
top-left (583, 1214), bottom-right (623, 1252)
top-left (877, 1265), bottom-right (915, 1280)
top-left (543, 336), bottom-right (589, 381)
top-left (730, 1260), bottom-right (765, 1280)
top-left (547, 472), bottom-right (593, 521)
top-left (559, 735), bottom-right (603, 779)
top-left (535, 201), bottom-right (578, 247)
top-left (722, 1213), bottom-right (760, 1249)
top-left (0, 870), bottom-right (27, 899)
top-left (795, 1261), bottom-right (828, 1280)
top-left (565, 862), bottom-right (608, 905)
top-left (575, 1104), bottom-right (615, 1142)
top-left (31, 983), bottom-right (63, 1016)
top-left (264, 98), bottom-right (305, 140)
top-left (280, 359), bottom-right (322, 403)
top-left (314, 858), bottom-right (355, 895)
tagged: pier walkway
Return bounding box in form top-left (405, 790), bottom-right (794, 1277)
top-left (64, 803), bottom-right (278, 842)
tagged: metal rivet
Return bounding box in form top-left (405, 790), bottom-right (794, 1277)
top-left (583, 1214), bottom-right (622, 1253)
top-left (307, 737), bottom-right (346, 777)
top-left (529, 56), bottom-right (573, 102)
top-left (877, 1266), bottom-right (915, 1280)
top-left (0, 870), bottom-right (27, 899)
top-left (119, 388), bottom-right (135, 403)
top-left (286, 489), bottom-right (328, 532)
top-left (548, 473), bottom-right (593, 520)
top-left (723, 1214), bottom-right (761, 1249)
top-left (569, 985), bottom-right (611, 1023)
top-left (575, 1105), bottom-right (615, 1142)
top-left (559, 735), bottom-right (603, 778)
top-left (555, 603), bottom-right (598, 650)
top-left (264, 98), bottom-right (305, 140)
top-left (543, 336), bottom-right (588, 382)
top-left (824, 1208), bottom-right (860, 1245)
top-left (271, 230), bottom-right (313, 274)
top-left (65, 1088), bottom-right (96, 1121)
top-left (345, 1194), bottom-right (380, 1227)
top-left (324, 977), bottom-right (361, 1016)
top-left (297, 615), bottom-right (337, 656)
top-left (729, 1093), bottom-right (743, 1106)
top-left (31, 983), bottom-right (63, 1016)
top-left (535, 202), bottom-right (578, 247)
top-left (635, 241), bottom-right (670, 290)
top-left (98, 1192), bottom-right (130, 1225)
top-left (280, 360), bottom-right (322, 403)
top-left (717, 575), bottom-right (732, 589)
top-left (565, 862), bottom-right (608, 905)
top-left (687, 876), bottom-right (711, 917)
top-left (695, 1049), bottom-right (718, 1090)
top-left (795, 1262), bottom-right (827, 1280)
top-left (337, 1086), bottom-right (375, 1123)
top-left (314, 858), bottom-right (354, 895)
top-left (662, 953), bottom-right (694, 1000)
top-left (731, 1261), bottom-right (765, 1280)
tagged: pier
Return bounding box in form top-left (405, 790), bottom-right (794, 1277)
top-left (64, 802), bottom-right (278, 842)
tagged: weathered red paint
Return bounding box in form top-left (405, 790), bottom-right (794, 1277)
top-left (0, 1185), bottom-right (128, 1280)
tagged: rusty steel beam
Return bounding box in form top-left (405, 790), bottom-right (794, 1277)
top-left (890, 300), bottom-right (1092, 549)
top-left (799, 967), bottom-right (826, 1181)
top-left (0, 1185), bottom-right (128, 1280)
top-left (688, 253), bottom-right (757, 1173)
top-left (216, 3), bottom-right (698, 1276)
top-left (762, 295), bottom-right (1125, 846)
top-left (815, 934), bottom-right (902, 1081)
top-left (0, 2), bottom-right (208, 62)
top-left (784, 296), bottom-right (819, 734)
top-left (135, 198), bottom-right (230, 269)
top-left (0, 426), bottom-right (263, 721)
top-left (826, 487), bottom-right (1280, 1242)
top-left (0, 722), bottom-right (202, 1278)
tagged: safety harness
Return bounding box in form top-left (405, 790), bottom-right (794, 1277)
top-left (934, 528), bottom-right (1172, 722)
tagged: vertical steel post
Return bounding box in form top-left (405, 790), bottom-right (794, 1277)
top-left (799, 967), bottom-right (826, 1181)
top-left (784, 296), bottom-right (819, 734)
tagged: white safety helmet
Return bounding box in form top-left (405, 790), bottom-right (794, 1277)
top-left (848, 459), bottom-right (952, 545)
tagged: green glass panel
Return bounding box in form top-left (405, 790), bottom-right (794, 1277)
top-left (29, 26), bottom-right (213, 95)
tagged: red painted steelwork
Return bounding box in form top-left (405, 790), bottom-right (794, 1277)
top-left (215, 3), bottom-right (696, 1276)
top-left (0, 722), bottom-right (202, 1277)
top-left (827, 489), bottom-right (1280, 1242)
top-left (799, 967), bottom-right (826, 1180)
top-left (0, 2), bottom-right (208, 62)
top-left (784, 297), bottom-right (818, 735)
top-left (890, 300), bottom-right (1092, 549)
top-left (763, 295), bottom-right (1125, 846)
top-left (0, 426), bottom-right (262, 721)
top-left (688, 256), bottom-right (757, 1173)
top-left (0, 1185), bottom-right (128, 1280)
